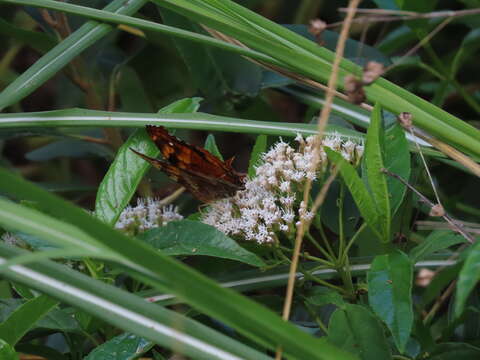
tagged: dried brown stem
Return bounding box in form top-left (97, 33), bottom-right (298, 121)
top-left (276, 1), bottom-right (361, 359)
top-left (382, 168), bottom-right (475, 243)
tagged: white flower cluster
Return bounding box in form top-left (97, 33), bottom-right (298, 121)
top-left (1, 232), bottom-right (22, 246)
top-left (202, 134), bottom-right (363, 244)
top-left (116, 199), bottom-right (183, 235)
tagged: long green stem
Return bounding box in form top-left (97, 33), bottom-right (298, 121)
top-left (341, 223), bottom-right (368, 263)
top-left (337, 183), bottom-right (346, 259)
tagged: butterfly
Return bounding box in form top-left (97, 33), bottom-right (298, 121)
top-left (130, 125), bottom-right (245, 203)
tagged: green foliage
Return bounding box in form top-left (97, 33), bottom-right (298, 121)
top-left (328, 304), bottom-right (391, 360)
top-left (0, 0), bottom-right (478, 358)
top-left (84, 333), bottom-right (154, 360)
top-left (367, 250), bottom-right (413, 353)
top-left (139, 220), bottom-right (265, 267)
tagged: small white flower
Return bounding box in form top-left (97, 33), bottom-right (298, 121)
top-left (201, 133), bottom-right (363, 245)
top-left (1, 233), bottom-right (20, 246)
top-left (116, 198), bottom-right (183, 235)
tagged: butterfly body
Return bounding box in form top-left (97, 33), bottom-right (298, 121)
top-left (131, 126), bottom-right (245, 203)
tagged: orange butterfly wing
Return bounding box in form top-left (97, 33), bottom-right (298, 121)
top-left (130, 126), bottom-right (245, 202)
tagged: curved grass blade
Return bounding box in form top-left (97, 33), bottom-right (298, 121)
top-left (0, 0), bottom-right (148, 111)
top-left (0, 168), bottom-right (355, 360)
top-left (0, 294), bottom-right (58, 346)
top-left (0, 244), bottom-right (271, 360)
top-left (94, 98), bottom-right (202, 225)
top-left (0, 109), bottom-right (363, 140)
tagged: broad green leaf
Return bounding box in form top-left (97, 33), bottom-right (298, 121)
top-left (325, 147), bottom-right (382, 241)
top-left (248, 134), bottom-right (267, 178)
top-left (204, 134), bottom-right (224, 160)
top-left (328, 304), bottom-right (391, 360)
top-left (0, 168), bottom-right (355, 360)
top-left (425, 343), bottom-right (480, 359)
top-left (383, 121), bottom-right (410, 214)
top-left (139, 220), bottom-right (265, 267)
top-left (306, 286), bottom-right (345, 308)
top-left (363, 103), bottom-right (390, 241)
top-left (94, 98), bottom-right (202, 225)
top-left (38, 307), bottom-right (81, 332)
top-left (455, 240), bottom-right (480, 318)
top-left (116, 66), bottom-right (153, 112)
top-left (451, 28), bottom-right (480, 77)
top-left (0, 295), bottom-right (58, 346)
top-left (159, 7), bottom-right (262, 98)
top-left (85, 333), bottom-right (154, 360)
top-left (0, 339), bottom-right (17, 360)
top-left (367, 250), bottom-right (413, 353)
top-left (410, 231), bottom-right (466, 263)
top-left (377, 25), bottom-right (417, 54)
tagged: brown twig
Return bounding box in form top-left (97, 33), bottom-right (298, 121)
top-left (384, 17), bottom-right (453, 73)
top-left (411, 128), bottom-right (480, 178)
top-left (328, 8), bottom-right (480, 27)
top-left (275, 1), bottom-right (361, 359)
top-left (382, 168), bottom-right (475, 243)
top-left (416, 220), bottom-right (480, 232)
top-left (423, 279), bottom-right (456, 324)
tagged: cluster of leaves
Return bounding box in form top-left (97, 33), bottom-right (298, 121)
top-left (0, 0), bottom-right (480, 359)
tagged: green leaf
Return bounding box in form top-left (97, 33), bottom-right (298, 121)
top-left (248, 134), bottom-right (267, 178)
top-left (37, 308), bottom-right (81, 332)
top-left (94, 98), bottom-right (202, 225)
top-left (367, 250), bottom-right (413, 353)
top-left (455, 239), bottom-right (480, 318)
top-left (0, 295), bottom-right (58, 346)
top-left (204, 134), bottom-right (224, 160)
top-left (425, 343), bottom-right (480, 360)
top-left (383, 121), bottom-right (410, 214)
top-left (0, 339), bottom-right (18, 360)
top-left (325, 147), bottom-right (382, 241)
top-left (139, 220), bottom-right (265, 267)
top-left (328, 304), bottom-right (391, 360)
top-left (306, 286), bottom-right (345, 308)
top-left (116, 66), bottom-right (153, 112)
top-left (452, 28), bottom-right (480, 77)
top-left (85, 333), bottom-right (154, 360)
top-left (363, 103), bottom-right (390, 241)
top-left (410, 231), bottom-right (466, 263)
top-left (159, 7), bottom-right (262, 97)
